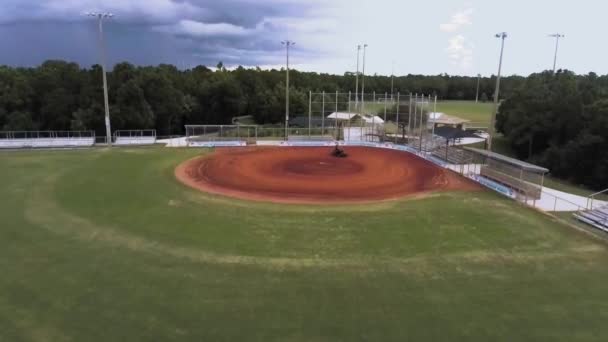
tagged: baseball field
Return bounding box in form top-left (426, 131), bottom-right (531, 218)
top-left (2, 147), bottom-right (608, 341)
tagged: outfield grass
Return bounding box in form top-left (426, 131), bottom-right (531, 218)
top-left (360, 102), bottom-right (387, 115)
top-left (2, 148), bottom-right (608, 341)
top-left (434, 101), bottom-right (494, 124)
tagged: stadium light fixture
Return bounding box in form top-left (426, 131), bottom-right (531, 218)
top-left (548, 33), bottom-right (565, 74)
top-left (86, 12), bottom-right (114, 146)
top-left (281, 40), bottom-right (295, 141)
top-left (488, 32), bottom-right (507, 151)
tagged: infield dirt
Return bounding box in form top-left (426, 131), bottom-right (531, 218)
top-left (175, 146), bottom-right (480, 204)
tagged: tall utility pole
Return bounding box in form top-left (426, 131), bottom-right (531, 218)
top-left (361, 44), bottom-right (368, 113)
top-left (355, 45), bottom-right (361, 112)
top-left (391, 61), bottom-right (395, 100)
top-left (549, 33), bottom-right (564, 74)
top-left (432, 95), bottom-right (438, 138)
top-left (475, 74), bottom-right (481, 103)
top-left (281, 40), bottom-right (295, 141)
top-left (87, 12), bottom-right (114, 146)
top-left (489, 32), bottom-right (507, 151)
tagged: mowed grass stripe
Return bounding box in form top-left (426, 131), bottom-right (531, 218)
top-left (2, 148), bottom-right (608, 341)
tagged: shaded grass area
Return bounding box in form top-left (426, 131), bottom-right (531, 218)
top-left (2, 148), bottom-right (608, 341)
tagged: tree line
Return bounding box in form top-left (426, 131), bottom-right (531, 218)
top-left (0, 60), bottom-right (524, 135)
top-left (497, 70), bottom-right (608, 189)
top-left (1, 60), bottom-right (606, 188)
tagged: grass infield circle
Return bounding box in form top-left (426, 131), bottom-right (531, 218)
top-left (175, 146), bottom-right (479, 204)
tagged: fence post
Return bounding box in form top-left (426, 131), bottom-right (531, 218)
top-left (321, 91), bottom-right (325, 138)
top-left (347, 91), bottom-right (351, 142)
top-left (554, 196), bottom-right (558, 212)
top-left (395, 92), bottom-right (400, 143)
top-left (308, 91), bottom-right (312, 138)
top-left (408, 93), bottom-right (413, 140)
top-left (419, 94), bottom-right (425, 152)
top-left (413, 94), bottom-right (418, 144)
top-left (335, 90), bottom-right (339, 140)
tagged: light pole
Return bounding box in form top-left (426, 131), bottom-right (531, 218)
top-left (432, 94), bottom-right (437, 137)
top-left (281, 40), bottom-right (295, 141)
top-left (475, 73), bottom-right (481, 103)
top-left (549, 33), bottom-right (564, 74)
top-left (87, 12), bottom-right (114, 146)
top-left (361, 44), bottom-right (368, 113)
top-left (355, 45), bottom-right (361, 112)
top-left (391, 61), bottom-right (395, 100)
top-left (489, 32), bottom-right (507, 151)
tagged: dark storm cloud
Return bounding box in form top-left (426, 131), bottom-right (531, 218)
top-left (0, 0), bottom-right (322, 68)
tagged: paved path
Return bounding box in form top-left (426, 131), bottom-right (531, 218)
top-left (526, 187), bottom-right (608, 212)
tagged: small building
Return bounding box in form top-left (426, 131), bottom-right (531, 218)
top-left (327, 112), bottom-right (358, 122)
top-left (326, 112), bottom-right (384, 142)
top-left (326, 112), bottom-right (384, 126)
top-left (428, 112), bottom-right (470, 130)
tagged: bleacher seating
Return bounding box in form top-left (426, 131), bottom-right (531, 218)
top-left (432, 146), bottom-right (473, 165)
top-left (288, 135), bottom-right (334, 142)
top-left (0, 137), bottom-right (95, 149)
top-left (575, 206), bottom-right (608, 233)
top-left (114, 136), bottom-right (157, 146)
top-left (188, 141), bottom-right (246, 147)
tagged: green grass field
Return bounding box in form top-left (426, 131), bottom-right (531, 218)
top-left (434, 101), bottom-right (494, 124)
top-left (2, 147), bottom-right (608, 341)
top-left (359, 100), bottom-right (492, 126)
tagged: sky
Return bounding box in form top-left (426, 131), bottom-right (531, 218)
top-left (0, 0), bottom-right (605, 77)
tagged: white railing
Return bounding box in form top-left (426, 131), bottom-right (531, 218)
top-left (0, 131), bottom-right (95, 149)
top-left (587, 189), bottom-right (608, 210)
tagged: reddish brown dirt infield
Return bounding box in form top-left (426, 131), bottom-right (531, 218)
top-left (175, 146), bottom-right (479, 204)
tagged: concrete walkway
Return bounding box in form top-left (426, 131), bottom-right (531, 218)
top-left (526, 187), bottom-right (608, 212)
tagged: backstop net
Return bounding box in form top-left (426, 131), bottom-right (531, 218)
top-left (305, 91), bottom-right (435, 144)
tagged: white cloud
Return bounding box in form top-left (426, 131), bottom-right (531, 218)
top-left (446, 35), bottom-right (473, 69)
top-left (439, 8), bottom-right (473, 33)
top-left (440, 7), bottom-right (474, 70)
top-left (167, 19), bottom-right (253, 37)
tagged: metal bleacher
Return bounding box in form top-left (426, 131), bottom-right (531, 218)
top-left (0, 131), bottom-right (95, 149)
top-left (432, 145), bottom-right (473, 164)
top-left (113, 130), bottom-right (157, 146)
top-left (575, 205), bottom-right (608, 233)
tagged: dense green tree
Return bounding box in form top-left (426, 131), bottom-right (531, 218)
top-left (498, 70), bottom-right (608, 189)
